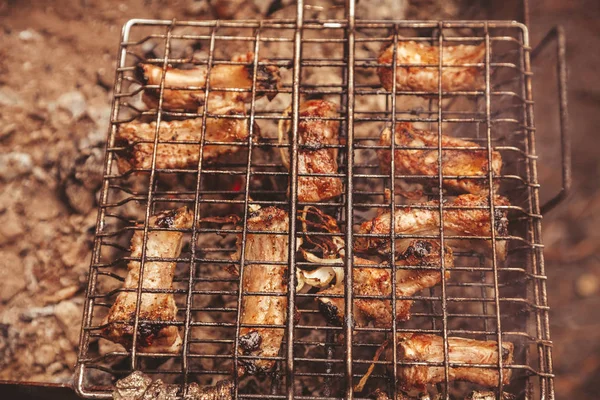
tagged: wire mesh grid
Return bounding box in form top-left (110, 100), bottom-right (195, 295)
top-left (74, 16), bottom-right (554, 400)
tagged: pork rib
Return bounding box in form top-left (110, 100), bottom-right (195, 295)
top-left (355, 194), bottom-right (510, 260)
top-left (378, 40), bottom-right (485, 93)
top-left (379, 122), bottom-right (502, 195)
top-left (116, 98), bottom-right (255, 173)
top-left (279, 99), bottom-right (343, 203)
top-left (235, 206), bottom-right (289, 376)
top-left (139, 52), bottom-right (281, 111)
top-left (102, 207), bottom-right (193, 352)
top-left (389, 333), bottom-right (514, 390)
top-left (318, 241), bottom-right (453, 327)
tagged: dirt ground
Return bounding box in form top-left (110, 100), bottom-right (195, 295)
top-left (0, 0), bottom-right (598, 398)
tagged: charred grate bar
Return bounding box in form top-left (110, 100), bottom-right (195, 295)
top-left (75, 6), bottom-right (569, 400)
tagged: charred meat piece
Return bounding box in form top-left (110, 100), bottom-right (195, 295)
top-left (378, 40), bottom-right (485, 92)
top-left (355, 194), bottom-right (510, 260)
top-left (116, 99), bottom-right (256, 173)
top-left (102, 207), bottom-right (193, 353)
top-left (371, 389), bottom-right (432, 400)
top-left (379, 122), bottom-right (502, 195)
top-left (139, 52), bottom-right (281, 110)
top-left (186, 380), bottom-right (234, 400)
top-left (389, 334), bottom-right (514, 390)
top-left (363, 241), bottom-right (453, 326)
top-left (279, 100), bottom-right (343, 203)
top-left (316, 256), bottom-right (381, 327)
top-left (466, 391), bottom-right (515, 400)
top-left (317, 241), bottom-right (453, 327)
top-left (113, 371), bottom-right (233, 400)
top-left (235, 206), bottom-right (289, 376)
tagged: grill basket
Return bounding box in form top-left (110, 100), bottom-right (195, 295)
top-left (75, 4), bottom-right (569, 399)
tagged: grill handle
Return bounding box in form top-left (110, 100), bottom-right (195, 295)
top-left (531, 26), bottom-right (572, 214)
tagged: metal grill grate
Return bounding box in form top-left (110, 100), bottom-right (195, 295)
top-left (75, 4), bottom-right (568, 400)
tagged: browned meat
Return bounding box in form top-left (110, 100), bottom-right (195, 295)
top-left (378, 40), bottom-right (485, 92)
top-left (316, 256), bottom-right (381, 327)
top-left (139, 52), bottom-right (281, 111)
top-left (235, 206), bottom-right (289, 376)
top-left (466, 391), bottom-right (515, 400)
top-left (371, 389), bottom-right (423, 400)
top-left (389, 334), bottom-right (514, 390)
top-left (355, 194), bottom-right (510, 260)
top-left (279, 100), bottom-right (343, 203)
top-left (113, 371), bottom-right (233, 400)
top-left (187, 380), bottom-right (234, 400)
top-left (379, 122), bottom-right (502, 195)
top-left (318, 241), bottom-right (453, 327)
top-left (116, 99), bottom-right (255, 173)
top-left (102, 207), bottom-right (193, 353)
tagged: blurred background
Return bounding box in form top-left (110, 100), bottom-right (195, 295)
top-left (0, 0), bottom-right (598, 398)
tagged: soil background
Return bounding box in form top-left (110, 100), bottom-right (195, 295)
top-left (0, 0), bottom-right (598, 398)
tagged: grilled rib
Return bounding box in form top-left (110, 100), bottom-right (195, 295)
top-left (139, 52), bottom-right (281, 111)
top-left (466, 391), bottom-right (515, 400)
top-left (354, 194), bottom-right (510, 260)
top-left (116, 99), bottom-right (255, 173)
top-left (187, 380), bottom-right (234, 400)
top-left (235, 206), bottom-right (289, 376)
top-left (279, 100), bottom-right (343, 203)
top-left (378, 40), bottom-right (485, 92)
top-left (371, 389), bottom-right (427, 400)
top-left (317, 241), bottom-right (453, 327)
top-left (389, 334), bottom-right (514, 390)
top-left (379, 122), bottom-right (502, 195)
top-left (113, 371), bottom-right (233, 400)
top-left (102, 207), bottom-right (193, 352)
top-left (316, 256), bottom-right (380, 327)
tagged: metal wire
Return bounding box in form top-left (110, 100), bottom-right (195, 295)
top-left (73, 16), bottom-right (560, 400)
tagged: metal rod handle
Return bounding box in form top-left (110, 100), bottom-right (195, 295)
top-left (531, 26), bottom-right (572, 215)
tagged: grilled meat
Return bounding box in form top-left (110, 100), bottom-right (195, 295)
top-left (279, 100), bottom-right (343, 203)
top-left (379, 122), bottom-right (502, 195)
top-left (116, 99), bottom-right (255, 173)
top-left (318, 241), bottom-right (453, 327)
top-left (186, 380), bottom-right (234, 400)
top-left (139, 52), bottom-right (281, 111)
top-left (355, 194), bottom-right (510, 260)
top-left (371, 389), bottom-right (435, 400)
top-left (466, 391), bottom-right (515, 400)
top-left (113, 371), bottom-right (233, 400)
top-left (102, 207), bottom-right (193, 353)
top-left (317, 256), bottom-right (380, 327)
top-left (389, 334), bottom-right (514, 390)
top-left (378, 40), bottom-right (485, 92)
top-left (235, 206), bottom-right (289, 376)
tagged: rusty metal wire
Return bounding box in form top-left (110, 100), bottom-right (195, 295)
top-left (74, 13), bottom-right (563, 400)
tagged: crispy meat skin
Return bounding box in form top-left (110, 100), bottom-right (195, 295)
top-left (139, 52), bottom-right (281, 110)
top-left (236, 207), bottom-right (289, 376)
top-left (355, 194), bottom-right (510, 260)
top-left (116, 99), bottom-right (255, 173)
top-left (318, 241), bottom-right (453, 327)
top-left (102, 207), bottom-right (193, 353)
top-left (379, 123), bottom-right (502, 195)
top-left (281, 100), bottom-right (343, 202)
top-left (378, 41), bottom-right (485, 92)
top-left (390, 334), bottom-right (514, 390)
